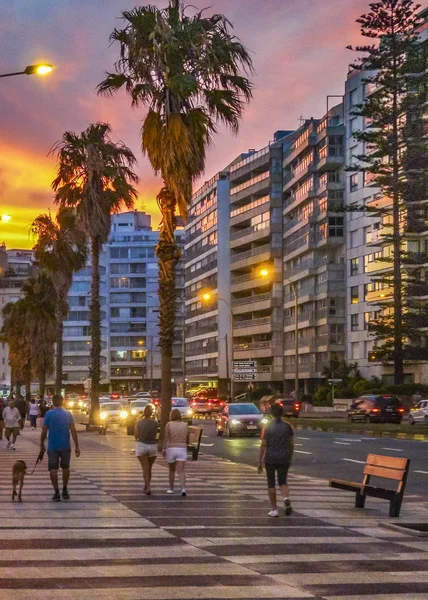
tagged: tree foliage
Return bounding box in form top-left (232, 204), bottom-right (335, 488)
top-left (348, 0), bottom-right (428, 383)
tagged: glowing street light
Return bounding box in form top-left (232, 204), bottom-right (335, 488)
top-left (0, 63), bottom-right (54, 79)
top-left (259, 267), bottom-right (270, 278)
top-left (0, 214), bottom-right (11, 223)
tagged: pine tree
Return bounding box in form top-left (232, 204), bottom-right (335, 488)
top-left (348, 1), bottom-right (428, 384)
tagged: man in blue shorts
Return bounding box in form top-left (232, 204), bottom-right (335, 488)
top-left (40, 394), bottom-right (80, 501)
top-left (258, 402), bottom-right (294, 517)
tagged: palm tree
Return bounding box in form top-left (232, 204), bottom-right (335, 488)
top-left (98, 1), bottom-right (253, 432)
top-left (32, 208), bottom-right (88, 394)
top-left (1, 300), bottom-right (31, 398)
top-left (51, 123), bottom-right (138, 422)
top-left (21, 272), bottom-right (57, 397)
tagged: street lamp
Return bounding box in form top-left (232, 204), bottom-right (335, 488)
top-left (137, 340), bottom-right (147, 391)
top-left (201, 291), bottom-right (234, 401)
top-left (0, 64), bottom-right (53, 79)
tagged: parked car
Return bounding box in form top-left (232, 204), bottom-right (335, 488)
top-left (99, 402), bottom-right (129, 425)
top-left (125, 400), bottom-right (158, 435)
top-left (131, 392), bottom-right (152, 399)
top-left (259, 395), bottom-right (301, 418)
top-left (65, 394), bottom-right (80, 410)
top-left (347, 394), bottom-right (405, 424)
top-left (190, 388), bottom-right (225, 414)
top-left (408, 399), bottom-right (428, 424)
top-left (216, 403), bottom-right (267, 437)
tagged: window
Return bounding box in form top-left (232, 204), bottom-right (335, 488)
top-left (350, 117), bottom-right (359, 133)
top-left (351, 342), bottom-right (360, 360)
top-left (328, 217), bottom-right (344, 237)
top-left (110, 247), bottom-right (129, 259)
top-left (130, 263), bottom-right (146, 274)
top-left (351, 286), bottom-right (359, 304)
top-left (131, 307), bottom-right (146, 318)
top-left (350, 88), bottom-right (359, 107)
top-left (350, 173), bottom-right (358, 193)
top-left (350, 230), bottom-right (358, 248)
top-left (110, 263), bottom-right (129, 275)
top-left (350, 258), bottom-right (359, 276)
top-left (351, 314), bottom-right (359, 331)
top-left (111, 277), bottom-right (130, 289)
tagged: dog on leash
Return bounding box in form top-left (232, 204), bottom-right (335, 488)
top-left (12, 460), bottom-right (27, 502)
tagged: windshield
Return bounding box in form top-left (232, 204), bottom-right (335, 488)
top-left (172, 398), bottom-right (188, 407)
top-left (229, 404), bottom-right (260, 415)
top-left (131, 401), bottom-right (148, 408)
top-left (101, 403), bottom-right (120, 410)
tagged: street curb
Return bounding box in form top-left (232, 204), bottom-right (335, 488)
top-left (293, 423), bottom-right (428, 441)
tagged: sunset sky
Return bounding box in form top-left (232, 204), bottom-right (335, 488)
top-left (0, 0), bottom-right (370, 249)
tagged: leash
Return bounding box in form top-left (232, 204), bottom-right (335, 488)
top-left (30, 447), bottom-right (45, 475)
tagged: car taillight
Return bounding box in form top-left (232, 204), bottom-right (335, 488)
top-left (208, 401), bottom-right (212, 406)
top-left (219, 401), bottom-right (225, 406)
top-left (294, 403), bottom-right (300, 410)
top-left (192, 401), bottom-right (197, 406)
top-left (371, 408), bottom-right (380, 413)
top-left (398, 407), bottom-right (405, 413)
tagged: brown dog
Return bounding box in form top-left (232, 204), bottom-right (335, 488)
top-left (12, 460), bottom-right (27, 502)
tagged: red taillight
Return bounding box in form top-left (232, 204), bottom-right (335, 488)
top-left (371, 408), bottom-right (380, 413)
top-left (220, 401), bottom-right (225, 406)
top-left (294, 403), bottom-right (300, 410)
top-left (208, 401), bottom-right (212, 406)
top-left (192, 401), bottom-right (197, 407)
top-left (398, 407), bottom-right (405, 413)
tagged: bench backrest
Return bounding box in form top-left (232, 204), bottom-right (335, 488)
top-left (363, 454), bottom-right (410, 492)
top-left (188, 425), bottom-right (202, 447)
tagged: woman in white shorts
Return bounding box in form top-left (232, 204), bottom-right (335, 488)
top-left (163, 408), bottom-right (189, 496)
top-left (134, 405), bottom-right (158, 495)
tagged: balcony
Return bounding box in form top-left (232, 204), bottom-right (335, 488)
top-left (233, 341), bottom-right (276, 359)
top-left (232, 292), bottom-right (271, 308)
top-left (316, 146), bottom-right (344, 172)
top-left (186, 342), bottom-right (218, 357)
top-left (235, 316), bottom-right (271, 329)
top-left (186, 365), bottom-right (218, 375)
top-left (231, 221), bottom-right (270, 246)
top-left (233, 341), bottom-right (272, 351)
top-left (231, 243), bottom-right (271, 266)
top-left (230, 171), bottom-right (270, 197)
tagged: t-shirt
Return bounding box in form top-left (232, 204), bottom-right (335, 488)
top-left (164, 421), bottom-right (188, 449)
top-left (136, 418), bottom-right (158, 444)
top-left (29, 403), bottom-right (39, 416)
top-left (16, 399), bottom-right (27, 416)
top-left (2, 407), bottom-right (21, 428)
top-left (262, 419), bottom-right (294, 465)
top-left (43, 408), bottom-right (74, 451)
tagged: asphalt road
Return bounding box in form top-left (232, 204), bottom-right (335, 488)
top-left (198, 420), bottom-right (428, 497)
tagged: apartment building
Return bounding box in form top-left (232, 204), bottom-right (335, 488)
top-left (282, 105), bottom-right (347, 393)
top-left (184, 173), bottom-right (231, 396)
top-left (0, 246), bottom-right (35, 390)
top-left (62, 211), bottom-right (185, 393)
top-left (345, 8), bottom-right (428, 384)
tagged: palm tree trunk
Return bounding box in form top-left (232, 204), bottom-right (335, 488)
top-left (156, 194), bottom-right (180, 438)
top-left (24, 364), bottom-right (31, 403)
top-left (38, 368), bottom-right (46, 398)
top-left (55, 308), bottom-right (64, 395)
top-left (89, 235), bottom-right (101, 425)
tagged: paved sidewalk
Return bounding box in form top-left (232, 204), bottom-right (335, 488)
top-left (0, 424), bottom-right (427, 599)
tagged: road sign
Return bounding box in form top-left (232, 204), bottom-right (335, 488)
top-left (328, 378), bottom-right (342, 384)
top-left (233, 361), bottom-right (256, 370)
top-left (234, 373), bottom-right (258, 381)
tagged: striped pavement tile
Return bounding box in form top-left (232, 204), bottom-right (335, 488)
top-left (0, 426), bottom-right (427, 599)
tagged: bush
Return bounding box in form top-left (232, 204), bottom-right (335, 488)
top-left (334, 386), bottom-right (356, 399)
top-left (313, 386), bottom-right (332, 406)
top-left (300, 393), bottom-right (313, 403)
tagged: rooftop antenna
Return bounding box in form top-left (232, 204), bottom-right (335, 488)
top-left (298, 115), bottom-right (305, 126)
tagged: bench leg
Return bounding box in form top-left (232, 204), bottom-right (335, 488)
top-left (389, 496), bottom-right (402, 518)
top-left (355, 489), bottom-right (366, 509)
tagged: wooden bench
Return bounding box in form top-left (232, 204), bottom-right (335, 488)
top-left (188, 426), bottom-right (203, 461)
top-left (329, 453), bottom-right (410, 517)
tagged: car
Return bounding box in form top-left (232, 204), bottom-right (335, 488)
top-left (259, 395), bottom-right (301, 418)
top-left (110, 392), bottom-right (122, 400)
top-left (190, 388), bottom-right (225, 414)
top-left (125, 400), bottom-right (158, 435)
top-left (347, 394), bottom-right (405, 424)
top-left (171, 397), bottom-right (194, 424)
top-left (131, 392), bottom-right (152, 399)
top-left (216, 403), bottom-right (268, 437)
top-left (99, 402), bottom-right (129, 426)
top-left (408, 399), bottom-right (428, 424)
top-left (65, 394), bottom-right (80, 410)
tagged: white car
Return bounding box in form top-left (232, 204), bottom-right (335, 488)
top-left (408, 400), bottom-right (428, 424)
top-left (171, 397), bottom-right (193, 424)
top-left (99, 402), bottom-right (129, 425)
top-left (129, 399), bottom-right (152, 416)
top-left (132, 392), bottom-right (152, 399)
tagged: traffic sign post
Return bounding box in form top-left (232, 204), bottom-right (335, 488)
top-left (234, 373), bottom-right (257, 381)
top-left (327, 378), bottom-right (342, 405)
top-left (233, 360), bottom-right (258, 381)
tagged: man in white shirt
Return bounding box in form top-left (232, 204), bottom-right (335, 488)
top-left (2, 399), bottom-right (21, 450)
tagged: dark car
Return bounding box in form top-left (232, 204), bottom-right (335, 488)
top-left (125, 400), bottom-right (158, 435)
top-left (216, 403), bottom-right (268, 437)
top-left (347, 394), bottom-right (405, 424)
top-left (259, 395), bottom-right (301, 418)
top-left (190, 388), bottom-right (225, 414)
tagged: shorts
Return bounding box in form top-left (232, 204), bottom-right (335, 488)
top-left (5, 427), bottom-right (20, 437)
top-left (166, 447), bottom-right (187, 463)
top-left (136, 442), bottom-right (158, 458)
top-left (48, 449), bottom-right (71, 471)
top-left (265, 463), bottom-right (289, 488)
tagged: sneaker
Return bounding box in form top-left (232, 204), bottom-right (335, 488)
top-left (284, 498), bottom-right (293, 516)
top-left (62, 489), bottom-right (70, 500)
top-left (268, 509), bottom-right (279, 517)
top-left (10, 445), bottom-right (16, 451)
top-left (181, 489), bottom-right (187, 497)
top-left (6, 441), bottom-right (11, 449)
top-left (166, 489), bottom-right (174, 494)
top-left (52, 491), bottom-right (61, 502)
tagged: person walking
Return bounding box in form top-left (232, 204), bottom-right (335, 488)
top-left (134, 404), bottom-right (158, 495)
top-left (16, 395), bottom-right (28, 430)
top-left (2, 399), bottom-right (21, 450)
top-left (28, 399), bottom-right (40, 430)
top-left (40, 394), bottom-right (80, 501)
top-left (258, 402), bottom-right (294, 517)
top-left (163, 408), bottom-right (189, 496)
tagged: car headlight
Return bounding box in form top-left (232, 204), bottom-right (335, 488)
top-left (69, 401), bottom-right (74, 407)
top-left (100, 412), bottom-right (107, 420)
top-left (78, 401), bottom-right (83, 407)
top-left (131, 408), bottom-right (137, 415)
top-left (231, 419), bottom-right (240, 425)
top-left (120, 410), bottom-right (128, 419)
top-left (261, 418), bottom-right (268, 424)
top-left (187, 409), bottom-right (193, 416)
